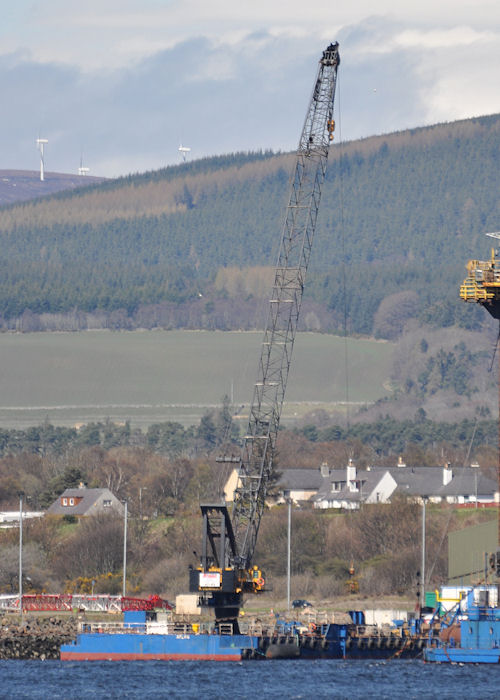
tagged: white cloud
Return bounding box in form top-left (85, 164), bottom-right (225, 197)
top-left (4, 1), bottom-right (498, 71)
top-left (395, 26), bottom-right (498, 50)
top-left (419, 39), bottom-right (500, 122)
top-left (0, 2), bottom-right (499, 176)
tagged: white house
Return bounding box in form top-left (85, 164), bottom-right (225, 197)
top-left (314, 459), bottom-right (498, 510)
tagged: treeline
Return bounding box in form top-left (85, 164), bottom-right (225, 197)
top-left (0, 413), bottom-right (496, 473)
top-left (295, 416), bottom-right (497, 456)
top-left (0, 416), bottom-right (236, 513)
top-left (0, 412), bottom-right (233, 461)
top-left (1, 115), bottom-right (499, 336)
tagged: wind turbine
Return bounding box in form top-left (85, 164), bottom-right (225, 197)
top-left (178, 143), bottom-right (191, 162)
top-left (78, 153), bottom-right (90, 176)
top-left (36, 137), bottom-right (48, 181)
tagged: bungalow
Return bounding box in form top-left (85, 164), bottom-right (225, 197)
top-left (314, 459), bottom-right (498, 510)
top-left (223, 458), bottom-right (498, 511)
top-left (47, 484), bottom-right (124, 517)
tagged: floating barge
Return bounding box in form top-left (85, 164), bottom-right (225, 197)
top-left (61, 610), bottom-right (427, 661)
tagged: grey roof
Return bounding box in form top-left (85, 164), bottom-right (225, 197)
top-left (385, 466), bottom-right (497, 498)
top-left (314, 465), bottom-right (497, 504)
top-left (277, 468), bottom-right (324, 492)
top-left (47, 488), bottom-right (121, 516)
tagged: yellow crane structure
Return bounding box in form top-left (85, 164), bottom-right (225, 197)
top-left (460, 233), bottom-right (500, 317)
top-left (460, 231), bottom-right (500, 569)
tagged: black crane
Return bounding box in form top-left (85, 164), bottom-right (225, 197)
top-left (189, 42), bottom-right (341, 629)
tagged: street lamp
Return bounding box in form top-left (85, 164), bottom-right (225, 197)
top-left (139, 487), bottom-right (148, 520)
top-left (421, 496), bottom-right (427, 613)
top-left (285, 493), bottom-right (292, 612)
top-left (122, 500), bottom-right (128, 597)
top-left (18, 492), bottom-right (24, 616)
top-left (471, 461), bottom-right (479, 509)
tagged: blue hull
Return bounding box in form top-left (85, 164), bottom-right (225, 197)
top-left (424, 647), bottom-right (500, 664)
top-left (424, 598), bottom-right (500, 664)
top-left (61, 632), bottom-right (260, 661)
top-left (60, 623), bottom-right (424, 661)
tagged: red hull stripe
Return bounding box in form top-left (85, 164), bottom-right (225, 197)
top-left (61, 652), bottom-right (242, 661)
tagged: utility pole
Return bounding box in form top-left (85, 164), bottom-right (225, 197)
top-left (139, 487), bottom-right (147, 520)
top-left (18, 492), bottom-right (23, 617)
top-left (122, 500), bottom-right (128, 597)
top-left (287, 496), bottom-right (292, 611)
top-left (421, 497), bottom-right (427, 610)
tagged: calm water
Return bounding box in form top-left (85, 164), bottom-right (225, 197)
top-left (1, 659), bottom-right (499, 699)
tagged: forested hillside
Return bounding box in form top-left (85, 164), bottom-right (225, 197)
top-left (0, 115), bottom-right (498, 336)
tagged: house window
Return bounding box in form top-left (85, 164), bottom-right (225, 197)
top-left (62, 498), bottom-right (68, 506)
top-left (331, 482), bottom-right (342, 492)
top-left (69, 498), bottom-right (74, 506)
top-left (103, 499), bottom-right (112, 507)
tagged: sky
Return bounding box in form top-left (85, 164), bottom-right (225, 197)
top-left (1, 0), bottom-right (499, 178)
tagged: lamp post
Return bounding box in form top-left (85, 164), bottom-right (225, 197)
top-left (286, 494), bottom-right (292, 611)
top-left (139, 487), bottom-right (148, 520)
top-left (18, 492), bottom-right (24, 617)
top-left (122, 500), bottom-right (128, 597)
top-left (421, 496), bottom-right (427, 612)
top-left (471, 462), bottom-right (479, 509)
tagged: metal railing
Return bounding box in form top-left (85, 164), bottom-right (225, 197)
top-left (0, 593), bottom-right (171, 613)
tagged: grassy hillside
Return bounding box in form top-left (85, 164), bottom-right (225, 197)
top-left (0, 330), bottom-right (393, 429)
top-left (0, 116), bottom-right (498, 335)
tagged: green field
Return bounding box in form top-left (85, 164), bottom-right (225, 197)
top-left (0, 330), bottom-right (394, 429)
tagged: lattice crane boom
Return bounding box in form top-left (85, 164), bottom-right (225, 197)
top-left (190, 43), bottom-right (340, 627)
top-left (231, 42), bottom-right (340, 568)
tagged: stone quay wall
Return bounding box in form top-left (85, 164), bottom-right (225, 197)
top-left (0, 616), bottom-right (77, 660)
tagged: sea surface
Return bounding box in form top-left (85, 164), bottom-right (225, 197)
top-left (1, 659), bottom-right (499, 699)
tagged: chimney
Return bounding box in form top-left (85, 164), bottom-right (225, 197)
top-left (397, 455), bottom-right (406, 468)
top-left (443, 462), bottom-right (453, 486)
top-left (78, 481), bottom-right (86, 489)
top-left (320, 462), bottom-right (330, 478)
top-left (346, 458), bottom-right (357, 491)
